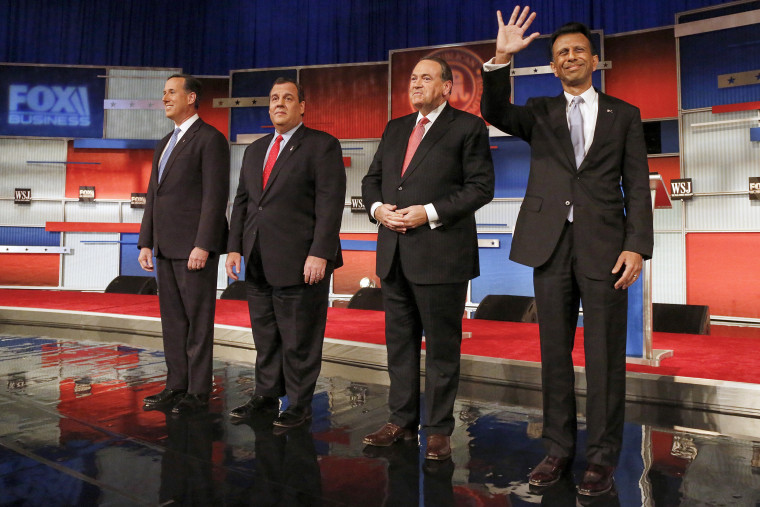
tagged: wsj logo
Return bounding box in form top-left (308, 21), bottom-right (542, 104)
top-left (670, 178), bottom-right (693, 200)
top-left (8, 85), bottom-right (91, 127)
top-left (350, 196), bottom-right (365, 213)
top-left (14, 188), bottom-right (31, 204)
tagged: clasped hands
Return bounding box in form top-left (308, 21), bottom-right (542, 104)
top-left (375, 204), bottom-right (428, 233)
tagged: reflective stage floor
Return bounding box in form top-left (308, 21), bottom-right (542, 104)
top-left (2, 335), bottom-right (760, 506)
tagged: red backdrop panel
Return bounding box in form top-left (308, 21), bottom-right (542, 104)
top-left (605, 29), bottom-right (678, 120)
top-left (0, 253), bottom-right (59, 286)
top-left (300, 64), bottom-right (388, 139)
top-left (198, 77), bottom-right (230, 139)
top-left (686, 232), bottom-right (760, 318)
top-left (65, 142), bottom-right (153, 199)
top-left (390, 43), bottom-right (494, 120)
top-left (648, 156), bottom-right (680, 187)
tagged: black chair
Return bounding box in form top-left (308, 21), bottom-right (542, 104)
top-left (220, 280), bottom-right (247, 300)
top-left (347, 287), bottom-right (384, 311)
top-left (104, 275), bottom-right (157, 295)
top-left (473, 294), bottom-right (538, 323)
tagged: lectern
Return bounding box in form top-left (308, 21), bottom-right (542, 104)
top-left (626, 173), bottom-right (673, 366)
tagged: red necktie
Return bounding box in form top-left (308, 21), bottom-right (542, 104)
top-left (262, 134), bottom-right (283, 188)
top-left (401, 117), bottom-right (429, 176)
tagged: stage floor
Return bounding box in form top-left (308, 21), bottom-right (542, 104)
top-left (1, 332), bottom-right (760, 506)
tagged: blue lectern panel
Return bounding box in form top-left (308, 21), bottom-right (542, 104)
top-left (626, 276), bottom-right (644, 357)
top-left (473, 233), bottom-right (534, 303)
top-left (230, 69), bottom-right (297, 140)
top-left (680, 24), bottom-right (760, 110)
top-left (120, 233), bottom-right (155, 278)
top-left (491, 136), bottom-right (531, 198)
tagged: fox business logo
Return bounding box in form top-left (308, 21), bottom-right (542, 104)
top-left (8, 84), bottom-right (91, 127)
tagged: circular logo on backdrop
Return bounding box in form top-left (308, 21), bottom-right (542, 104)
top-left (425, 47), bottom-right (484, 117)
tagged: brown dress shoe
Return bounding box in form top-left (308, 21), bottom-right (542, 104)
top-left (528, 455), bottom-right (571, 487)
top-left (425, 435), bottom-right (451, 461)
top-left (577, 464), bottom-right (615, 496)
top-left (363, 423), bottom-right (416, 446)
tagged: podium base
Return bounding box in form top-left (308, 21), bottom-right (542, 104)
top-left (626, 349), bottom-right (674, 367)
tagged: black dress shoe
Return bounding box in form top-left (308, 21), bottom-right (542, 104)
top-left (272, 407), bottom-right (312, 429)
top-left (143, 388), bottom-right (186, 408)
top-left (229, 395), bottom-right (279, 419)
top-left (171, 393), bottom-right (209, 415)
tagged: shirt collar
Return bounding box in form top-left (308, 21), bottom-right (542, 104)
top-left (564, 87), bottom-right (597, 109)
top-left (416, 101), bottom-right (447, 124)
top-left (175, 113), bottom-right (199, 133)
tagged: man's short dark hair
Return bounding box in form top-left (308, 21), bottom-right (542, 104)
top-left (549, 22), bottom-right (598, 60)
top-left (272, 76), bottom-right (305, 103)
top-left (420, 56), bottom-right (453, 83)
top-left (168, 73), bottom-right (202, 109)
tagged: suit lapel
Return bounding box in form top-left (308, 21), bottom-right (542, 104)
top-left (549, 94), bottom-right (577, 172)
top-left (391, 115), bottom-right (416, 184)
top-left (580, 92), bottom-right (615, 172)
top-left (262, 125), bottom-right (305, 197)
top-left (158, 119), bottom-right (202, 185)
top-left (400, 104), bottom-right (453, 182)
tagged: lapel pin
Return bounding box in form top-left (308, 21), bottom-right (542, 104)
top-left (607, 109), bottom-right (613, 113)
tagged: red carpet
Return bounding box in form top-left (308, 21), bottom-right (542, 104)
top-left (2, 289), bottom-right (759, 385)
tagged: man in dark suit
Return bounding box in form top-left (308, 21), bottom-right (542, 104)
top-left (361, 57), bottom-right (494, 460)
top-left (138, 74), bottom-right (230, 414)
top-left (480, 7), bottom-right (653, 496)
top-left (226, 77), bottom-right (345, 430)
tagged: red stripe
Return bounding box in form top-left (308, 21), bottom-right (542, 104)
top-left (712, 101), bottom-right (760, 114)
top-left (342, 156), bottom-right (351, 168)
top-left (46, 222), bottom-right (141, 233)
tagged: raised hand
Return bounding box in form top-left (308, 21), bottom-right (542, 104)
top-left (495, 6), bottom-right (540, 64)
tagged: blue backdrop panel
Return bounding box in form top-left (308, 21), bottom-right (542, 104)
top-left (120, 233), bottom-right (155, 278)
top-left (0, 226), bottom-right (59, 246)
top-left (513, 33), bottom-right (603, 105)
top-left (0, 65), bottom-right (105, 138)
top-left (491, 136), bottom-right (532, 198)
top-left (230, 69), bottom-right (298, 141)
top-left (472, 233), bottom-right (534, 304)
top-left (661, 119), bottom-right (680, 154)
top-left (680, 24), bottom-right (760, 110)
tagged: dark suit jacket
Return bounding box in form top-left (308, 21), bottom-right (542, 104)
top-left (481, 66), bottom-right (653, 279)
top-left (228, 125), bottom-right (346, 287)
top-left (361, 103), bottom-right (494, 285)
top-left (138, 118), bottom-right (230, 258)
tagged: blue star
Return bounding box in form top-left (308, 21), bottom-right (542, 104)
top-left (756, 73), bottom-right (760, 80)
top-left (728, 76), bottom-right (735, 84)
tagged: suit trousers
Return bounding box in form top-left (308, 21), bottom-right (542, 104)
top-left (156, 255), bottom-right (219, 395)
top-left (244, 240), bottom-right (330, 410)
top-left (382, 252), bottom-right (468, 435)
top-left (532, 221), bottom-right (628, 466)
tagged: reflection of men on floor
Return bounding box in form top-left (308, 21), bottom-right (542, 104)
top-left (226, 77), bottom-right (346, 430)
top-left (480, 6), bottom-right (653, 497)
top-left (363, 440), bottom-right (455, 507)
top-left (160, 412), bottom-right (222, 504)
top-left (243, 413), bottom-right (322, 506)
top-left (139, 73), bottom-right (230, 415)
top-left (361, 56), bottom-right (494, 460)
